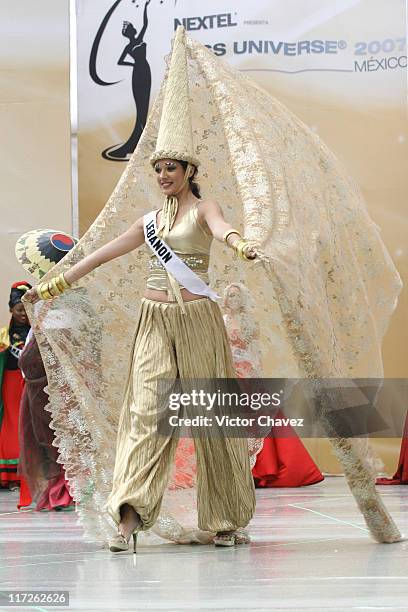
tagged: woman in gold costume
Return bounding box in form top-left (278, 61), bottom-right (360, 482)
top-left (24, 30), bottom-right (259, 550)
top-left (24, 27), bottom-right (402, 549)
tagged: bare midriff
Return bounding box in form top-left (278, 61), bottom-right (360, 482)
top-left (143, 287), bottom-right (208, 303)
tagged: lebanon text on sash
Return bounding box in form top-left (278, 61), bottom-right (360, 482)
top-left (143, 210), bottom-right (219, 301)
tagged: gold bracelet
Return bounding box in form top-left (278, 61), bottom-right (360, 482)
top-left (45, 282), bottom-right (55, 299)
top-left (50, 276), bottom-right (62, 295)
top-left (234, 239), bottom-right (258, 261)
top-left (46, 281), bottom-right (55, 297)
top-left (38, 281), bottom-right (55, 300)
top-left (36, 283), bottom-right (46, 300)
top-left (50, 278), bottom-right (63, 297)
top-left (234, 239), bottom-right (247, 260)
top-left (37, 273), bottom-right (71, 301)
top-left (55, 277), bottom-right (66, 293)
top-left (38, 283), bottom-right (53, 300)
top-left (58, 272), bottom-right (71, 289)
top-left (223, 228), bottom-right (241, 245)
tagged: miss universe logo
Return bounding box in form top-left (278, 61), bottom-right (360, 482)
top-left (89, 0), bottom-right (180, 161)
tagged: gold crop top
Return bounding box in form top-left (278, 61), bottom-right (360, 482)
top-left (146, 201), bottom-right (213, 292)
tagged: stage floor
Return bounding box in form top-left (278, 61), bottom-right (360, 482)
top-left (0, 477), bottom-right (407, 611)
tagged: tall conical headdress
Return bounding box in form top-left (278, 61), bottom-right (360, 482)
top-left (150, 26), bottom-right (199, 167)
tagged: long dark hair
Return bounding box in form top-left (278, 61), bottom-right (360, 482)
top-left (180, 161), bottom-right (201, 199)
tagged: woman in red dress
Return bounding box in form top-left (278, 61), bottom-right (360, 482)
top-left (0, 282), bottom-right (31, 489)
top-left (223, 283), bottom-right (323, 488)
top-left (376, 414), bottom-right (408, 485)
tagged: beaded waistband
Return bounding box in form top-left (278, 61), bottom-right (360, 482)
top-left (149, 253), bottom-right (210, 271)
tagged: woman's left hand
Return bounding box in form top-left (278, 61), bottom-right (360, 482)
top-left (242, 242), bottom-right (258, 260)
top-left (244, 247), bottom-right (257, 260)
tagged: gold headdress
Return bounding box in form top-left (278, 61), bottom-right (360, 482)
top-left (150, 26), bottom-right (199, 169)
top-left (150, 26), bottom-right (199, 239)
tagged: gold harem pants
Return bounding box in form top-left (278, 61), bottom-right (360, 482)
top-left (105, 297), bottom-right (256, 532)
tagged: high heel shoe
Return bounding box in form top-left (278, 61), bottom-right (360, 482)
top-left (213, 529), bottom-right (250, 547)
top-left (109, 522), bottom-right (141, 554)
top-left (109, 530), bottom-right (130, 553)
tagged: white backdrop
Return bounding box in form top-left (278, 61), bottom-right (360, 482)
top-left (0, 1), bottom-right (72, 323)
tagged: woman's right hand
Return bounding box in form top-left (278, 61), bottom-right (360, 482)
top-left (23, 287), bottom-right (41, 305)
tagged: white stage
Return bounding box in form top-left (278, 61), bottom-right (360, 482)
top-left (1, 477), bottom-right (407, 611)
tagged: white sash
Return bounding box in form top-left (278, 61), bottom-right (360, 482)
top-left (143, 210), bottom-right (219, 301)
